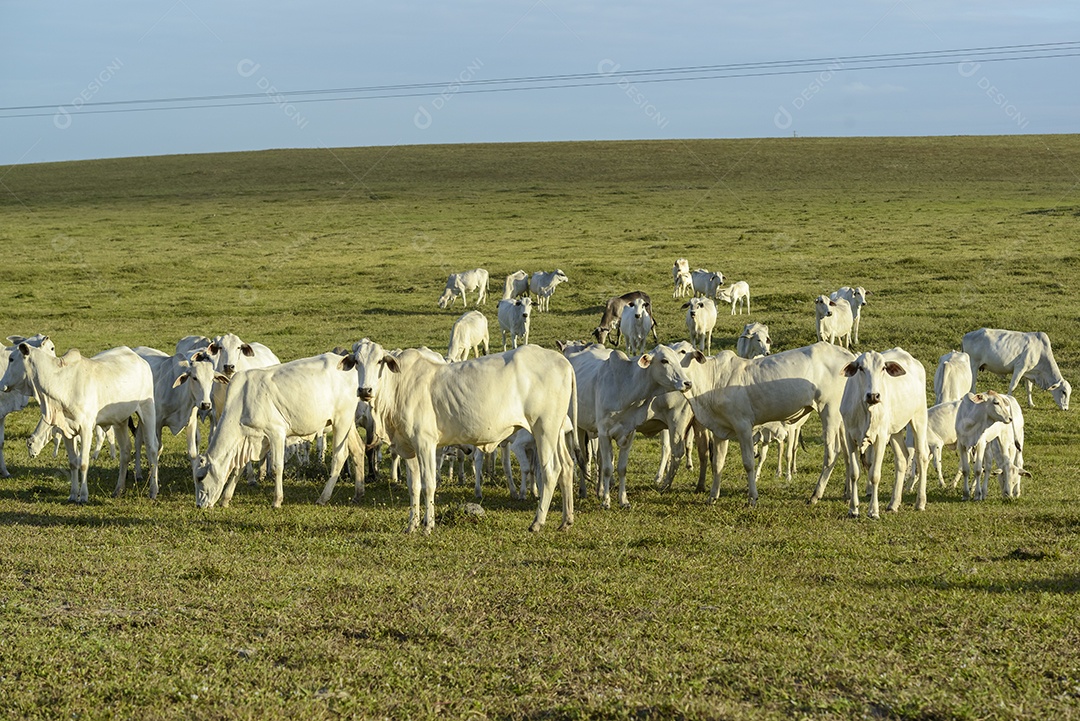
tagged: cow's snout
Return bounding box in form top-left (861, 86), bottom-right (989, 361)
top-left (223, 364), bottom-right (235, 376)
top-left (865, 392), bottom-right (881, 405)
top-left (199, 402), bottom-right (212, 412)
top-left (358, 387), bottom-right (373, 400)
top-left (682, 379), bottom-right (693, 391)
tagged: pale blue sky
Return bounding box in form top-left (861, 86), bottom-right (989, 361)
top-left (2, 0), bottom-right (1078, 165)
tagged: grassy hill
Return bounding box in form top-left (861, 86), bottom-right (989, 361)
top-left (1, 136), bottom-right (1079, 720)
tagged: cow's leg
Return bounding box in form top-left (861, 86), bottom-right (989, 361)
top-left (596, 433), bottom-right (615, 509)
top-left (63, 436), bottom-right (79, 502)
top-left (708, 438), bottom-right (730, 502)
top-left (614, 431), bottom-right (635, 509)
top-left (865, 439), bottom-right (888, 519)
top-left (419, 447), bottom-right (438, 534)
top-left (736, 428), bottom-right (760, 506)
top-left (317, 425), bottom-right (356, 505)
top-left (886, 434), bottom-right (910, 512)
top-left (655, 431), bottom-right (672, 489)
top-left (959, 445), bottom-right (973, 500)
top-left (501, 443), bottom-right (518, 500)
top-left (529, 423), bottom-right (573, 532)
top-left (808, 407), bottom-right (843, 504)
top-left (472, 448), bottom-right (484, 501)
top-left (76, 426), bottom-right (92, 503)
top-left (845, 439), bottom-right (861, 517)
top-left (1025, 379), bottom-right (1035, 408)
top-left (267, 433), bottom-right (287, 508)
top-left (347, 427), bottom-right (366, 502)
top-left (693, 425), bottom-right (711, 493)
top-left (0, 417), bottom-right (8, 478)
top-left (113, 423), bottom-right (132, 499)
top-left (139, 402), bottom-right (160, 500)
top-left (402, 456), bottom-right (421, 533)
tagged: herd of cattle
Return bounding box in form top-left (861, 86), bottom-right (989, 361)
top-left (0, 260), bottom-right (1071, 533)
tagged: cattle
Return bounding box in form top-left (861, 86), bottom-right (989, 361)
top-left (954, 391), bottom-right (1016, 501)
top-left (717, 280), bottom-right (751, 315)
top-left (619, 298), bottom-right (654, 356)
top-left (752, 414), bottom-right (810, 483)
top-left (0, 344), bottom-right (159, 503)
top-left (934, 350), bottom-right (973, 405)
top-left (447, 310), bottom-right (490, 362)
top-left (133, 347), bottom-right (228, 478)
top-left (351, 340), bottom-right (577, 533)
top-left (529, 269), bottom-right (569, 312)
top-left (592, 291), bottom-right (658, 346)
top-left (502, 270), bottom-right (529, 300)
top-left (683, 297), bottom-right (717, 354)
top-left (814, 295), bottom-right (854, 348)
top-left (0, 334), bottom-right (54, 478)
top-left (839, 349), bottom-right (929, 518)
top-left (830, 286), bottom-right (869, 344)
top-left (202, 333), bottom-right (280, 379)
top-left (497, 298), bottom-right (532, 350)
top-left (691, 269), bottom-right (724, 299)
top-left (904, 399), bottom-right (963, 490)
top-left (677, 342), bottom-right (855, 506)
top-left (563, 342), bottom-right (693, 509)
top-left (501, 428), bottom-right (540, 501)
top-left (672, 258), bottom-right (693, 298)
top-left (986, 394), bottom-right (1028, 499)
top-left (175, 335), bottom-right (210, 356)
top-left (962, 328), bottom-right (1070, 410)
top-left (194, 353), bottom-right (367, 509)
top-left (735, 322), bottom-right (772, 359)
top-left (437, 268), bottom-right (489, 309)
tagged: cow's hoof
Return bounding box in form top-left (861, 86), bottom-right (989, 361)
top-left (807, 496), bottom-right (819, 505)
top-left (528, 521), bottom-right (542, 533)
top-left (351, 493), bottom-right (364, 504)
top-left (620, 501), bottom-right (631, 510)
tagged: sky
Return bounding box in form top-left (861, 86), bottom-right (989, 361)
top-left (2, 0), bottom-right (1079, 166)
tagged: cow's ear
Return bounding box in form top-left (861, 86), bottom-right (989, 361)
top-left (208, 343), bottom-right (220, 355)
top-left (214, 374), bottom-right (230, 385)
top-left (681, 302), bottom-right (690, 309)
top-left (693, 351), bottom-right (706, 364)
top-left (18, 343), bottom-right (30, 357)
top-left (829, 300), bottom-right (837, 307)
top-left (338, 354), bottom-right (357, 372)
top-left (191, 350), bottom-right (208, 362)
top-left (637, 353), bottom-right (652, 369)
top-left (970, 393), bottom-right (984, 403)
top-left (842, 362), bottom-right (859, 377)
top-left (171, 373), bottom-right (190, 389)
top-left (380, 355), bottom-right (400, 373)
top-left (240, 344), bottom-right (255, 357)
top-left (883, 362), bottom-right (906, 377)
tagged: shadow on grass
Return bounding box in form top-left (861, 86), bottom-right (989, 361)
top-left (0, 510), bottom-right (150, 528)
top-left (868, 573), bottom-right (1080, 595)
top-left (360, 307), bottom-right (437, 316)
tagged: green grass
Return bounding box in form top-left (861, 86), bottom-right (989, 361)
top-left (1, 136), bottom-right (1080, 719)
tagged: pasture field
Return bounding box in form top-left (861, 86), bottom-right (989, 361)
top-left (1, 135), bottom-right (1080, 720)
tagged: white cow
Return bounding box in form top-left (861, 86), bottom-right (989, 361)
top-left (202, 333), bottom-right (280, 379)
top-left (194, 353), bottom-right (367, 509)
top-left (683, 297), bottom-right (717, 354)
top-left (351, 340), bottom-right (577, 533)
top-left (502, 270), bottom-right (529, 300)
top-left (619, 298), bottom-right (654, 356)
top-left (905, 399), bottom-right (963, 490)
top-left (717, 281), bottom-right (751, 315)
top-left (691, 269), bottom-right (724, 299)
top-left (934, 350), bottom-right (973, 405)
top-left (564, 342), bottom-right (694, 509)
top-left (529, 269), bottom-right (569, 312)
top-left (962, 328), bottom-right (1071, 410)
top-left (735, 323), bottom-right (772, 359)
top-left (0, 334), bottom-right (55, 478)
top-left (839, 348), bottom-right (929, 518)
top-left (672, 258), bottom-right (693, 298)
top-left (752, 414), bottom-right (810, 483)
top-left (497, 298), bottom-right (532, 350)
top-left (677, 342), bottom-right (855, 506)
top-left (954, 391), bottom-right (1016, 501)
top-left (447, 310), bottom-right (490, 362)
top-left (437, 268), bottom-right (489, 309)
top-left (0, 344), bottom-right (159, 503)
top-left (814, 295), bottom-right (853, 348)
top-left (830, 286), bottom-right (868, 344)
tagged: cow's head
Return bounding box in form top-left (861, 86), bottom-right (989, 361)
top-left (843, 351), bottom-right (907, 407)
top-left (967, 390), bottom-right (1013, 425)
top-left (642, 344), bottom-right (694, 392)
top-left (351, 339), bottom-right (398, 407)
top-left (591, 326), bottom-right (610, 345)
top-left (26, 417), bottom-right (55, 459)
top-left (1049, 379), bottom-right (1072, 411)
top-left (207, 333), bottom-right (256, 377)
top-left (815, 295), bottom-right (834, 319)
top-left (174, 357), bottom-right (230, 412)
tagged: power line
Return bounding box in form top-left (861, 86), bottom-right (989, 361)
top-left (3, 41), bottom-right (1077, 121)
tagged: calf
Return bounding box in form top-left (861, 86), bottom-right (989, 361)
top-left (717, 281), bottom-right (750, 315)
top-left (830, 287), bottom-right (868, 344)
top-left (437, 268), bottom-right (489, 309)
top-left (814, 295), bottom-right (853, 349)
top-left (672, 258), bottom-right (693, 298)
top-left (619, 298), bottom-right (654, 356)
top-left (529, 269), bottom-right (569, 312)
top-left (447, 310), bottom-right (490, 362)
top-left (934, 350), bottom-right (973, 405)
top-left (954, 391), bottom-right (1015, 501)
top-left (497, 298), bottom-right (532, 350)
top-left (683, 297), bottom-right (717, 354)
top-left (735, 322), bottom-right (771, 359)
top-left (592, 291), bottom-right (658, 346)
top-left (691, 269), bottom-right (724, 299)
top-left (962, 328), bottom-right (1070, 409)
top-left (502, 270), bottom-right (529, 300)
top-left (839, 348), bottom-right (929, 518)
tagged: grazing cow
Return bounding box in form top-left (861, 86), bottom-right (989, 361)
top-left (502, 270), bottom-right (529, 300)
top-left (619, 298), bottom-right (654, 356)
top-left (672, 258), bottom-right (693, 298)
top-left (529, 269), bottom-right (569, 312)
top-left (717, 281), bottom-right (751, 315)
top-left (954, 391), bottom-right (1016, 501)
top-left (133, 347), bottom-right (228, 477)
top-left (962, 328), bottom-right (1071, 409)
top-left (194, 353), bottom-right (367, 509)
top-left (0, 334), bottom-right (55, 478)
top-left (0, 344), bottom-right (159, 503)
top-left (839, 349), bottom-right (929, 518)
top-left (351, 340), bottom-right (578, 533)
top-left (683, 297), bottom-right (717, 354)
top-left (814, 295), bottom-right (854, 348)
top-left (830, 286), bottom-right (869, 344)
top-left (691, 269), bottom-right (724, 299)
top-left (934, 350), bottom-right (973, 405)
top-left (592, 291), bottom-right (658, 346)
top-left (564, 343), bottom-right (694, 509)
top-left (447, 310), bottom-right (490, 362)
top-left (678, 342), bottom-right (855, 506)
top-left (437, 268), bottom-right (489, 309)
top-left (497, 298), bottom-right (532, 350)
top-left (735, 322), bottom-right (772, 359)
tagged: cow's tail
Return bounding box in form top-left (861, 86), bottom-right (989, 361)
top-left (568, 368), bottom-right (579, 458)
